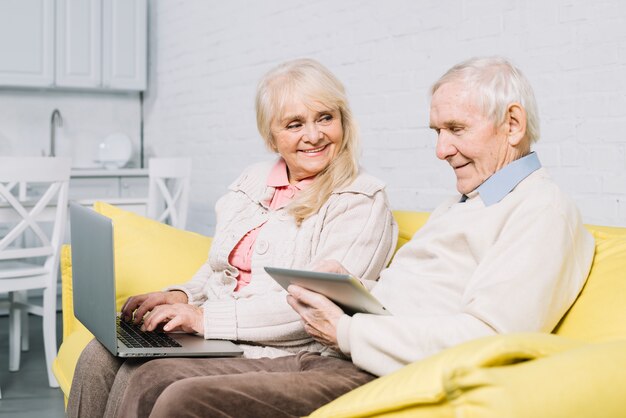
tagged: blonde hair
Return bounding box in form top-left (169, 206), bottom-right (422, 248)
top-left (255, 58), bottom-right (360, 225)
top-left (431, 56), bottom-right (540, 144)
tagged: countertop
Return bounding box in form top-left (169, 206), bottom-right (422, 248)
top-left (70, 168), bottom-right (148, 178)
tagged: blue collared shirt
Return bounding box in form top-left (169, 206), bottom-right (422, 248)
top-left (462, 152), bottom-right (542, 206)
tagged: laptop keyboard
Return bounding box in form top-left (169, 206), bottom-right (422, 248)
top-left (117, 317), bottom-right (182, 348)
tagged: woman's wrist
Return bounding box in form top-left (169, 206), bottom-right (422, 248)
top-left (168, 290), bottom-right (189, 304)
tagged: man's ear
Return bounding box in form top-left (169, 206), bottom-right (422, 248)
top-left (506, 103), bottom-right (527, 147)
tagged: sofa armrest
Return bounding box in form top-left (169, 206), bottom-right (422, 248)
top-left (60, 245), bottom-right (80, 340)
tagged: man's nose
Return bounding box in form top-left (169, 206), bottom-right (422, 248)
top-left (435, 132), bottom-right (456, 160)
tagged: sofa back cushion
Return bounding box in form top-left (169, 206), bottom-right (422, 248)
top-left (93, 201), bottom-right (212, 310)
top-left (391, 211), bottom-right (626, 343)
top-left (392, 210), bottom-right (430, 252)
top-left (552, 224), bottom-right (626, 342)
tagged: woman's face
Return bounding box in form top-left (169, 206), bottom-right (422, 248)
top-left (270, 100), bottom-right (343, 184)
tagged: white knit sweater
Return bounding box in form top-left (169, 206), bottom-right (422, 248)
top-left (337, 168), bottom-right (595, 376)
top-left (169, 160), bottom-right (398, 358)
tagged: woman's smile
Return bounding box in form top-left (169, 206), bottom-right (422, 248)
top-left (299, 144), bottom-right (329, 155)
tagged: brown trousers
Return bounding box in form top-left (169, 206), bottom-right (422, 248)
top-left (67, 339), bottom-right (375, 418)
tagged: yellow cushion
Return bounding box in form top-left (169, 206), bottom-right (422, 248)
top-left (60, 245), bottom-right (78, 339)
top-left (553, 225), bottom-right (626, 342)
top-left (52, 324), bottom-right (93, 397)
top-left (444, 340), bottom-right (626, 418)
top-left (94, 201), bottom-right (213, 310)
top-left (392, 211), bottom-right (429, 251)
top-left (308, 333), bottom-right (583, 418)
top-left (52, 202), bottom-right (213, 397)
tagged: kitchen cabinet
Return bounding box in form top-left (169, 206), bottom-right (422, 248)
top-left (0, 0), bottom-right (147, 91)
top-left (0, 0), bottom-right (54, 87)
top-left (55, 0), bottom-right (102, 88)
top-left (102, 0), bottom-right (147, 90)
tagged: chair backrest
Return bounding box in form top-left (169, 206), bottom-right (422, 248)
top-left (147, 157), bottom-right (192, 229)
top-left (0, 157), bottom-right (71, 278)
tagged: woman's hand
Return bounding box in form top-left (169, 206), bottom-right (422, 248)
top-left (121, 290), bottom-right (188, 324)
top-left (310, 259), bottom-right (351, 275)
top-left (286, 284), bottom-right (344, 351)
top-left (141, 303), bottom-right (204, 335)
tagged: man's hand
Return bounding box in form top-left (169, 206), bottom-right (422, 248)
top-left (121, 290), bottom-right (188, 324)
top-left (286, 285), bottom-right (344, 351)
top-left (141, 303), bottom-right (204, 334)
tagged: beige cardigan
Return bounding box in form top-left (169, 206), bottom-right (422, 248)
top-left (169, 160), bottom-right (397, 358)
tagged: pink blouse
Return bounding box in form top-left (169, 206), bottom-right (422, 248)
top-left (228, 159), bottom-right (313, 290)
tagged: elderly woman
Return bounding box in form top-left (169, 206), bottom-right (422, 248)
top-left (67, 58), bottom-right (397, 417)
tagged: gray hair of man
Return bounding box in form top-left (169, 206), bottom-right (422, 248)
top-left (431, 56), bottom-right (540, 144)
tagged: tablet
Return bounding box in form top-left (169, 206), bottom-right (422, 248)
top-left (265, 266), bottom-right (391, 315)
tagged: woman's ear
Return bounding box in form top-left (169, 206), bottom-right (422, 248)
top-left (506, 103), bottom-right (527, 147)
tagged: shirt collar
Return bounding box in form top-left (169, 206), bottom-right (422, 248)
top-left (266, 158), bottom-right (314, 190)
top-left (472, 152), bottom-right (542, 206)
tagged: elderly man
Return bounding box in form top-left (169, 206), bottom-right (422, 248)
top-left (119, 57), bottom-right (595, 418)
top-left (287, 56), bottom-right (595, 377)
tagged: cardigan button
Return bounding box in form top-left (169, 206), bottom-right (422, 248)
top-left (256, 240), bottom-right (269, 254)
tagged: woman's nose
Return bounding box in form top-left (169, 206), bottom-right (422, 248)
top-left (435, 132), bottom-right (456, 160)
top-left (303, 124), bottom-right (322, 143)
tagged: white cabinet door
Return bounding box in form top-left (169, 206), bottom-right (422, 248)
top-left (102, 0), bottom-right (147, 91)
top-left (0, 0), bottom-right (54, 87)
top-left (55, 0), bottom-right (101, 88)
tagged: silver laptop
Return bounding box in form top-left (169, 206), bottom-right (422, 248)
top-left (69, 202), bottom-right (243, 358)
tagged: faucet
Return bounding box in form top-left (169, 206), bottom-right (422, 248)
top-left (50, 109), bottom-right (63, 157)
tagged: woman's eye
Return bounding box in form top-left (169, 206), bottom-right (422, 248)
top-left (318, 114), bottom-right (333, 124)
top-left (287, 122), bottom-right (302, 130)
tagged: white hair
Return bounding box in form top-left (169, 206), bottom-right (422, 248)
top-left (431, 56), bottom-right (540, 144)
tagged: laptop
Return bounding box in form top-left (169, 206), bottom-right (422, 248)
top-left (69, 202), bottom-right (243, 358)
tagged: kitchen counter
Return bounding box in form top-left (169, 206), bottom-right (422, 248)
top-left (70, 168), bottom-right (148, 178)
top-left (69, 168), bottom-right (149, 216)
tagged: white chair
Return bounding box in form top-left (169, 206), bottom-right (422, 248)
top-left (0, 157), bottom-right (71, 390)
top-left (147, 157), bottom-right (192, 229)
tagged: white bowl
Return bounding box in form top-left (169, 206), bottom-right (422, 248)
top-left (97, 133), bottom-right (132, 169)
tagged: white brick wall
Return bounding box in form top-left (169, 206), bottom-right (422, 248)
top-left (144, 0), bottom-right (626, 234)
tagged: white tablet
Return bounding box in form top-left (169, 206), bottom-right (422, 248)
top-left (265, 266), bottom-right (391, 315)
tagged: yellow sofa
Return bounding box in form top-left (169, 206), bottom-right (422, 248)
top-left (53, 204), bottom-right (626, 417)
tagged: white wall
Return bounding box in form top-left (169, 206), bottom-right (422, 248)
top-left (0, 89), bottom-right (142, 168)
top-left (144, 0), bottom-right (626, 235)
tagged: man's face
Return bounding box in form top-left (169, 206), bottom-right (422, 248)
top-left (429, 81), bottom-right (512, 195)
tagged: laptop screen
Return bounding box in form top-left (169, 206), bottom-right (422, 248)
top-left (69, 202), bottom-right (119, 355)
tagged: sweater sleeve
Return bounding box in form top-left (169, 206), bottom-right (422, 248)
top-left (338, 201), bottom-right (595, 377)
top-left (162, 191), bottom-right (239, 304)
top-left (164, 258), bottom-right (213, 305)
top-left (309, 189), bottom-right (398, 282)
top-left (200, 291), bottom-right (312, 345)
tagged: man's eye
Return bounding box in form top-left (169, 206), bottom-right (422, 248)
top-left (450, 126), bottom-right (464, 134)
